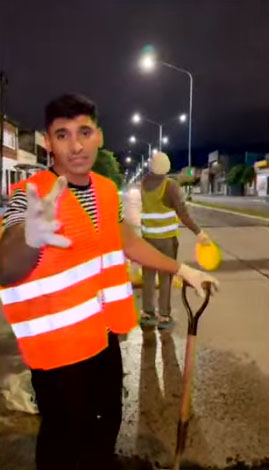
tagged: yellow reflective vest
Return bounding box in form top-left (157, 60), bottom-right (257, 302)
top-left (141, 179), bottom-right (179, 239)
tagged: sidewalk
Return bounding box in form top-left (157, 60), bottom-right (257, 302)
top-left (193, 194), bottom-right (269, 219)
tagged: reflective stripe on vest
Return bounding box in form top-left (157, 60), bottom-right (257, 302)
top-left (141, 223), bottom-right (179, 234)
top-left (1, 250), bottom-right (125, 306)
top-left (140, 210), bottom-right (177, 220)
top-left (11, 281), bottom-right (132, 339)
top-left (1, 171), bottom-right (138, 369)
top-left (12, 296), bottom-right (101, 338)
top-left (141, 179), bottom-right (179, 239)
top-left (103, 281), bottom-right (132, 303)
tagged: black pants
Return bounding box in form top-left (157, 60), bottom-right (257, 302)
top-left (31, 333), bottom-right (123, 470)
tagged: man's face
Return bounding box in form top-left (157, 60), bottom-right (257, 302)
top-left (45, 115), bottom-right (103, 175)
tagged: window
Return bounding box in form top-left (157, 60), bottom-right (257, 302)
top-left (3, 129), bottom-right (16, 150)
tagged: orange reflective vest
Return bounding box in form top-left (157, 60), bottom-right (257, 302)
top-left (0, 170), bottom-right (138, 370)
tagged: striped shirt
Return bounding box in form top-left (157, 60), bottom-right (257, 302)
top-left (2, 175), bottom-right (123, 232)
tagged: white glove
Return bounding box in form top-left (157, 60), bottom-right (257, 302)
top-left (197, 230), bottom-right (211, 246)
top-left (25, 176), bottom-right (72, 249)
top-left (176, 263), bottom-right (219, 298)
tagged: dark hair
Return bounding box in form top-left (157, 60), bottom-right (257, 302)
top-left (45, 93), bottom-right (98, 130)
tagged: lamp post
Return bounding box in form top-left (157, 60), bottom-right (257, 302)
top-left (163, 63), bottom-right (193, 168)
top-left (179, 113), bottom-right (187, 123)
top-left (125, 148), bottom-right (146, 182)
top-left (139, 50), bottom-right (193, 168)
top-left (131, 113), bottom-right (165, 151)
top-left (129, 135), bottom-right (153, 161)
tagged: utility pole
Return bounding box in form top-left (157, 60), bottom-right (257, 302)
top-left (0, 71), bottom-right (8, 206)
top-left (159, 124), bottom-right (163, 151)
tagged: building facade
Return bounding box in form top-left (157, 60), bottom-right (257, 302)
top-left (254, 158), bottom-right (269, 197)
top-left (1, 122), bottom-right (48, 199)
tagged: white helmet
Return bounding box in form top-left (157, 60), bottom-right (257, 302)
top-left (149, 152), bottom-right (171, 175)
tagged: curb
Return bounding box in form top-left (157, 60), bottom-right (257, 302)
top-left (189, 201), bottom-right (269, 225)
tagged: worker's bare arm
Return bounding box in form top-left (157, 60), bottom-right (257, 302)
top-left (120, 221), bottom-right (179, 274)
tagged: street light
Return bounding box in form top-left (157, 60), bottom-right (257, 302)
top-left (162, 136), bottom-right (169, 145)
top-left (128, 135), bottom-right (152, 160)
top-left (152, 148), bottom-right (158, 155)
top-left (126, 149), bottom-right (146, 179)
top-left (129, 135), bottom-right (137, 144)
top-left (131, 113), bottom-right (141, 124)
top-left (139, 54), bottom-right (156, 72)
top-left (139, 47), bottom-right (193, 168)
top-left (131, 112), bottom-right (163, 151)
top-left (179, 113), bottom-right (187, 123)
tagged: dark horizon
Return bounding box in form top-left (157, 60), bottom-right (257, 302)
top-left (1, 0), bottom-right (269, 163)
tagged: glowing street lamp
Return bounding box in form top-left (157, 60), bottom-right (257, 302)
top-left (138, 45), bottom-right (157, 72)
top-left (139, 54), bottom-right (156, 72)
top-left (128, 135), bottom-right (153, 159)
top-left (131, 113), bottom-right (141, 124)
top-left (139, 46), bottom-right (193, 168)
top-left (179, 113), bottom-right (187, 123)
top-left (131, 112), bottom-right (163, 150)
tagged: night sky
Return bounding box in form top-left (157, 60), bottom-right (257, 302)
top-left (1, 0), bottom-right (269, 169)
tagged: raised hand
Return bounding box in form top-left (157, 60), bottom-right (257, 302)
top-left (25, 176), bottom-right (72, 249)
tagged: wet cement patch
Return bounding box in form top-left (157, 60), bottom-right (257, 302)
top-left (118, 325), bottom-right (269, 469)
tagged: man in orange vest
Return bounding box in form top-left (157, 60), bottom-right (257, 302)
top-left (0, 94), bottom-right (218, 470)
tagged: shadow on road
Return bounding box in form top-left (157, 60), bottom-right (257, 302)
top-left (136, 328), bottom-right (209, 469)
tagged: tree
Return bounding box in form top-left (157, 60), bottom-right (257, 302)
top-left (227, 164), bottom-right (255, 196)
top-left (241, 166), bottom-right (255, 185)
top-left (227, 164), bottom-right (255, 186)
top-left (227, 164), bottom-right (245, 186)
top-left (92, 148), bottom-right (123, 188)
